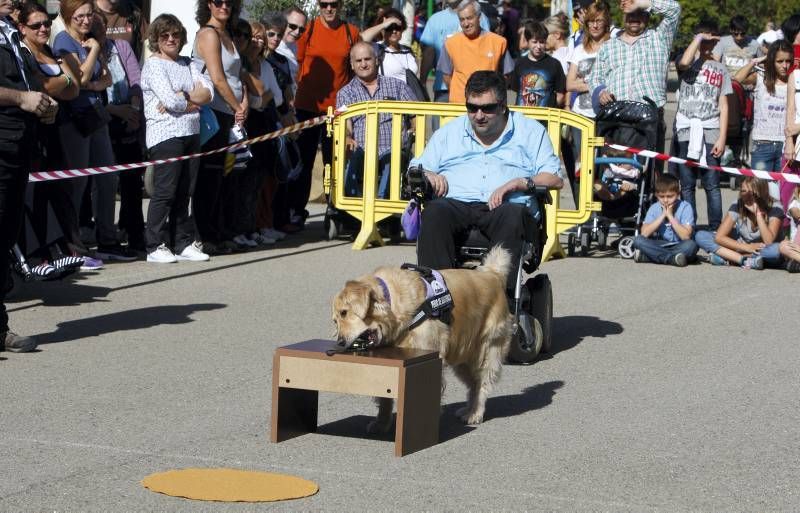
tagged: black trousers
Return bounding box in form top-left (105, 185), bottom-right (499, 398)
top-left (114, 137), bottom-right (145, 246)
top-left (288, 108), bottom-right (331, 224)
top-left (145, 135), bottom-right (200, 253)
top-left (416, 198), bottom-right (530, 292)
top-left (0, 136), bottom-right (34, 333)
top-left (193, 110), bottom-right (234, 244)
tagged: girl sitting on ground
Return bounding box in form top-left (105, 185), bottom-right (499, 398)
top-left (695, 177), bottom-right (784, 270)
top-left (780, 185), bottom-right (800, 272)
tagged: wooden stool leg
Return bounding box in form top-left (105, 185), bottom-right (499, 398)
top-left (270, 354), bottom-right (318, 442)
top-left (395, 359), bottom-right (442, 456)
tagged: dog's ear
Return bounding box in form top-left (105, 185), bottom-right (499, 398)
top-left (342, 280), bottom-right (373, 319)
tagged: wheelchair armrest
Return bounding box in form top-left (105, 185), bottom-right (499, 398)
top-left (532, 185), bottom-right (553, 205)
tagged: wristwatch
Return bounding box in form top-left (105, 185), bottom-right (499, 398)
top-left (525, 177), bottom-right (536, 193)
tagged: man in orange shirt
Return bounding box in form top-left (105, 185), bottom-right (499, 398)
top-left (290, 0), bottom-right (359, 231)
top-left (438, 0), bottom-right (513, 104)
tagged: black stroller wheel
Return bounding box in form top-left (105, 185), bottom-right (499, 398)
top-left (579, 231), bottom-right (590, 256)
top-left (567, 232), bottom-right (576, 256)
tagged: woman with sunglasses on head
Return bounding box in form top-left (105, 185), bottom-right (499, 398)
top-left (362, 7), bottom-right (418, 84)
top-left (18, 1), bottom-right (92, 267)
top-left (92, 10), bottom-right (146, 253)
top-left (54, 0), bottom-right (136, 262)
top-left (140, 14), bottom-right (213, 263)
top-left (290, 0), bottom-right (360, 232)
top-left (193, 0), bottom-right (250, 255)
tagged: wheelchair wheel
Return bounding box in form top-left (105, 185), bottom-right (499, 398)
top-left (596, 229), bottom-right (608, 251)
top-left (508, 312), bottom-right (543, 364)
top-left (324, 215), bottom-right (341, 241)
top-left (579, 231), bottom-right (590, 256)
top-left (618, 236), bottom-right (635, 259)
top-left (528, 274), bottom-right (553, 353)
top-left (567, 233), bottom-right (576, 256)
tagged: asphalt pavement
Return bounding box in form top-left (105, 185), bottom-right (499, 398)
top-left (2, 75), bottom-right (798, 512)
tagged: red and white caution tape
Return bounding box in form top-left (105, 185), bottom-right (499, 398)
top-left (606, 143), bottom-right (800, 184)
top-left (28, 113), bottom-right (335, 183)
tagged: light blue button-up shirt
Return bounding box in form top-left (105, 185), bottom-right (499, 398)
top-left (410, 111), bottom-right (561, 206)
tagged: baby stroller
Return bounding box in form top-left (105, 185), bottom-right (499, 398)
top-left (725, 80), bottom-right (754, 189)
top-left (568, 99), bottom-right (659, 258)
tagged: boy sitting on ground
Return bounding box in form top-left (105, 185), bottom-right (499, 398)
top-left (633, 174), bottom-right (699, 267)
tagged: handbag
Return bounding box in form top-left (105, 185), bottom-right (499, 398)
top-left (72, 100), bottom-right (112, 137)
top-left (199, 105), bottom-right (220, 146)
top-left (401, 198), bottom-right (421, 240)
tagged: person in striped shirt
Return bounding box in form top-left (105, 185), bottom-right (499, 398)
top-left (588, 0), bottom-right (680, 163)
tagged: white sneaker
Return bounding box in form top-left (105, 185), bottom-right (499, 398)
top-left (147, 244), bottom-right (177, 263)
top-left (250, 232), bottom-right (276, 245)
top-left (233, 234), bottom-right (258, 248)
top-left (260, 227), bottom-right (286, 240)
top-left (177, 241), bottom-right (210, 262)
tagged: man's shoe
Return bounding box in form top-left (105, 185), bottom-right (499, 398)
top-left (633, 249), bottom-right (649, 263)
top-left (261, 227), bottom-right (286, 240)
top-left (96, 244), bottom-right (137, 262)
top-left (787, 259), bottom-right (800, 273)
top-left (671, 253), bottom-right (688, 267)
top-left (176, 242), bottom-right (210, 262)
top-left (147, 244), bottom-right (178, 263)
top-left (250, 232), bottom-right (276, 245)
top-left (2, 331), bottom-right (37, 353)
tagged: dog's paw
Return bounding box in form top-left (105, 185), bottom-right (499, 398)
top-left (366, 418), bottom-right (393, 434)
top-left (459, 410), bottom-right (484, 425)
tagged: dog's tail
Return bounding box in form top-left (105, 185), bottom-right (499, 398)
top-left (479, 245), bottom-right (512, 279)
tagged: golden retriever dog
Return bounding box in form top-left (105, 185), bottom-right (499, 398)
top-left (332, 246), bottom-right (513, 430)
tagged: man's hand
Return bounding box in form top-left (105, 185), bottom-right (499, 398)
top-left (345, 136), bottom-right (357, 152)
top-left (620, 0), bottom-right (650, 13)
top-left (19, 91), bottom-right (52, 116)
top-left (488, 178), bottom-right (523, 210)
top-left (424, 171), bottom-right (448, 198)
top-left (599, 89), bottom-right (615, 105)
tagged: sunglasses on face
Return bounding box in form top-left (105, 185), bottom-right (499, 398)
top-left (319, 2), bottom-right (338, 9)
top-left (210, 0), bottom-right (231, 7)
top-left (731, 31), bottom-right (746, 36)
top-left (287, 22), bottom-right (305, 34)
top-left (385, 23), bottom-right (403, 32)
top-left (159, 31), bottom-right (182, 41)
top-left (26, 20), bottom-right (53, 31)
top-left (267, 31), bottom-right (284, 38)
top-left (465, 101), bottom-right (502, 114)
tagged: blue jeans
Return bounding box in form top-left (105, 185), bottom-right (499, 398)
top-left (676, 140), bottom-right (722, 230)
top-left (633, 236), bottom-right (698, 264)
top-left (344, 148), bottom-right (391, 199)
top-left (750, 140), bottom-right (784, 200)
top-left (695, 229), bottom-right (783, 266)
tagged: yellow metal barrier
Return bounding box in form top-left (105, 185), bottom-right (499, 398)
top-left (324, 101), bottom-right (603, 260)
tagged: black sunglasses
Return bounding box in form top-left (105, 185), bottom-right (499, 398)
top-left (385, 23), bottom-right (403, 32)
top-left (210, 0), bottom-right (232, 7)
top-left (319, 2), bottom-right (338, 9)
top-left (287, 22), bottom-right (305, 34)
top-left (465, 102), bottom-right (502, 114)
top-left (26, 20), bottom-right (53, 30)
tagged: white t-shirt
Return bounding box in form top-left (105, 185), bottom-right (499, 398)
top-left (789, 198), bottom-right (800, 242)
top-left (551, 46), bottom-right (570, 75)
top-left (250, 60), bottom-right (282, 110)
top-left (376, 44), bottom-right (418, 83)
top-left (751, 75), bottom-right (786, 142)
top-left (566, 44), bottom-right (597, 118)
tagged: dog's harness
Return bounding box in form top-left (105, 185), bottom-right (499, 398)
top-left (400, 264), bottom-right (454, 330)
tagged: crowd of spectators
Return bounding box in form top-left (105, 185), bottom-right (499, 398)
top-left (3, 0), bottom-right (800, 354)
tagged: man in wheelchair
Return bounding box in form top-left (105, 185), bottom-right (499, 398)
top-left (410, 71), bottom-right (563, 295)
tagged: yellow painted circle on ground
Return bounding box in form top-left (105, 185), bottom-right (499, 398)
top-left (141, 468), bottom-right (319, 502)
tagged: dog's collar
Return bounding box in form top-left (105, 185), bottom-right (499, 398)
top-left (376, 276), bottom-right (391, 306)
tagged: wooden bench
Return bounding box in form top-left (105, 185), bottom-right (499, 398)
top-left (270, 339), bottom-right (442, 456)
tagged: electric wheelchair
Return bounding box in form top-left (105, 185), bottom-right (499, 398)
top-left (406, 166), bottom-right (554, 364)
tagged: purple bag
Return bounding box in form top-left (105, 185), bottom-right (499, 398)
top-left (401, 199), bottom-right (421, 240)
